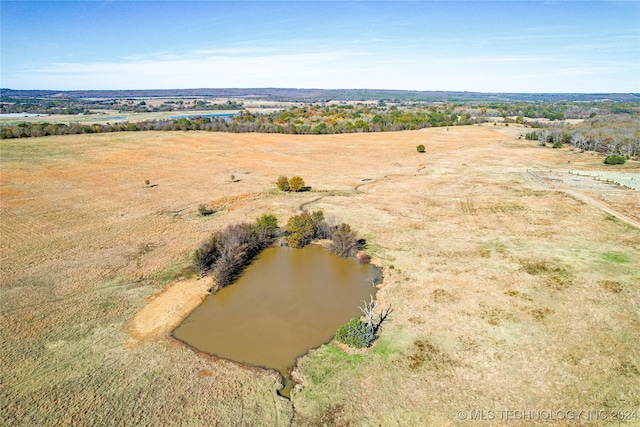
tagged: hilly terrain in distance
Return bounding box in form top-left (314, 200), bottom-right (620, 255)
top-left (2, 88), bottom-right (639, 102)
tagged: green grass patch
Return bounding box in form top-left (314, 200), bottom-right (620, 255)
top-left (369, 335), bottom-right (399, 361)
top-left (303, 343), bottom-right (366, 386)
top-left (151, 253), bottom-right (196, 287)
top-left (602, 252), bottom-right (630, 263)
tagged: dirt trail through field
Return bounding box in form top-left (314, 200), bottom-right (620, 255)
top-left (526, 170), bottom-right (640, 229)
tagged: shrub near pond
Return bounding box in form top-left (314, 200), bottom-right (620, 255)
top-left (284, 210), bottom-right (330, 248)
top-left (285, 212), bottom-right (316, 248)
top-left (335, 318), bottom-right (375, 348)
top-left (329, 223), bottom-right (359, 257)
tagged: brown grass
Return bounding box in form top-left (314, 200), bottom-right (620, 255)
top-left (2, 125), bottom-right (639, 426)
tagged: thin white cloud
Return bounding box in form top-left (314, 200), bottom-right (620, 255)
top-left (17, 49), bottom-right (361, 89)
top-left (5, 42), bottom-right (638, 93)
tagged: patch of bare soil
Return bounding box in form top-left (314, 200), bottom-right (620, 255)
top-left (126, 276), bottom-right (211, 345)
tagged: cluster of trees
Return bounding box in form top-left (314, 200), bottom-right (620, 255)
top-left (523, 114), bottom-right (640, 159)
top-left (283, 210), bottom-right (360, 258)
top-left (265, 104), bottom-right (473, 133)
top-left (464, 101), bottom-right (638, 121)
top-left (276, 176), bottom-right (305, 192)
top-left (4, 98), bottom-right (638, 141)
top-left (194, 210), bottom-right (367, 290)
top-left (193, 214), bottom-right (279, 287)
top-left (285, 210), bottom-right (331, 248)
top-left (0, 104), bottom-right (474, 139)
top-left (0, 117), bottom-right (236, 139)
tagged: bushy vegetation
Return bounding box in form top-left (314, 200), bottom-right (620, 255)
top-left (604, 155), bottom-right (627, 165)
top-left (283, 209), bottom-right (354, 251)
top-left (417, 144), bottom-right (426, 153)
top-left (255, 213), bottom-right (279, 238)
top-left (329, 223), bottom-right (360, 258)
top-left (193, 217), bottom-right (278, 287)
top-left (275, 175), bottom-right (307, 192)
top-left (289, 176), bottom-right (305, 192)
top-left (276, 176), bottom-right (290, 192)
top-left (335, 318), bottom-right (375, 348)
top-left (356, 252), bottom-right (371, 264)
top-left (285, 211), bottom-right (321, 248)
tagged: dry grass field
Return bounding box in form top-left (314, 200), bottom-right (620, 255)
top-left (2, 125), bottom-right (639, 426)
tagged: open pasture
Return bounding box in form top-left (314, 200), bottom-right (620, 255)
top-left (1, 125), bottom-right (638, 425)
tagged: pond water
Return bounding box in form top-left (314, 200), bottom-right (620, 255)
top-left (173, 244), bottom-right (379, 397)
top-left (170, 113), bottom-right (237, 119)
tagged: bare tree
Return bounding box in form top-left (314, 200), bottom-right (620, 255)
top-left (359, 295), bottom-right (378, 331)
top-left (358, 295), bottom-right (393, 335)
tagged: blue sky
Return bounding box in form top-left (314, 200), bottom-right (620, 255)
top-left (2, 1), bottom-right (639, 92)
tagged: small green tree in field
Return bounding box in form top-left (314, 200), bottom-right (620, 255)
top-left (417, 144), bottom-right (426, 153)
top-left (289, 176), bottom-right (305, 192)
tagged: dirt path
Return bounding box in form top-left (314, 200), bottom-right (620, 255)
top-left (559, 188), bottom-right (640, 229)
top-left (526, 170), bottom-right (640, 230)
top-left (126, 276), bottom-right (212, 345)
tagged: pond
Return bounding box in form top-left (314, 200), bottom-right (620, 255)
top-left (173, 244), bottom-right (379, 397)
top-left (169, 113), bottom-right (237, 120)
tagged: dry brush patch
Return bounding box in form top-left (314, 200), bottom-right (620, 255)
top-left (2, 127), bottom-right (639, 426)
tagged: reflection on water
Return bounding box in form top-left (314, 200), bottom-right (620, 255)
top-left (173, 244), bottom-right (378, 397)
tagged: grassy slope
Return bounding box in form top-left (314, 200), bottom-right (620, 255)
top-left (1, 126), bottom-right (638, 426)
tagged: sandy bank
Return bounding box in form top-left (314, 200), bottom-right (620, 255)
top-left (126, 276), bottom-right (212, 345)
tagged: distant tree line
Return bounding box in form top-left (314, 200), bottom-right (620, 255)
top-left (0, 97), bottom-right (243, 115)
top-left (3, 100), bottom-right (638, 140)
top-left (116, 99), bottom-right (242, 113)
top-left (0, 105), bottom-right (475, 139)
top-left (1, 98), bottom-right (89, 115)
